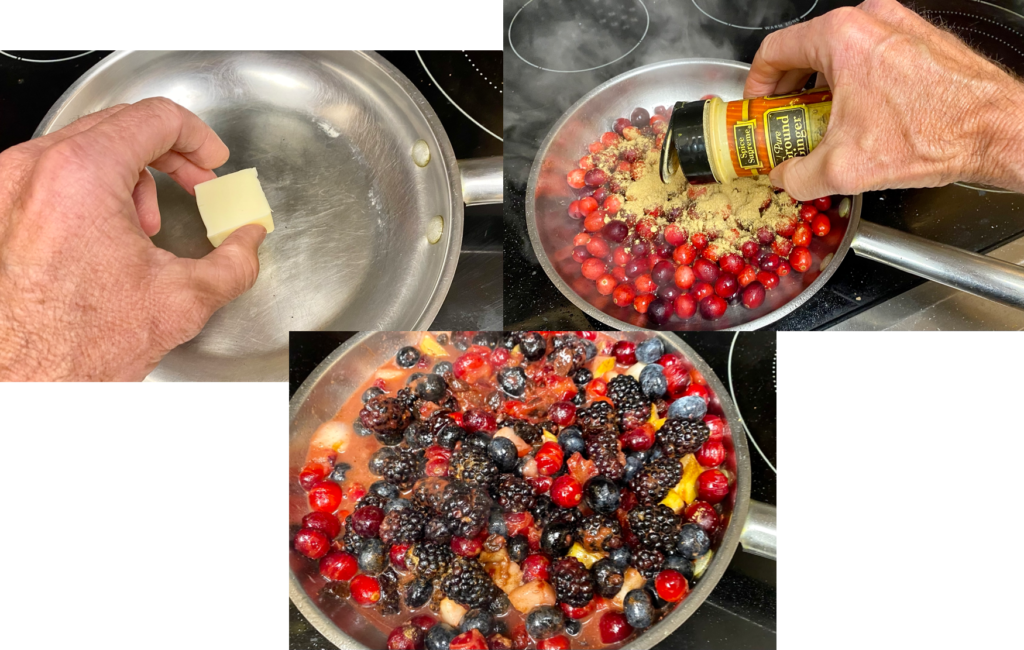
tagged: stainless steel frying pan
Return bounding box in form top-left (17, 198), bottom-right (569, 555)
top-left (289, 331), bottom-right (777, 650)
top-left (526, 59), bottom-right (1024, 331)
top-left (34, 51), bottom-right (503, 381)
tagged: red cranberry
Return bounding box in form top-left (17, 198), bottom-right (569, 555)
top-left (714, 272), bottom-right (739, 299)
top-left (302, 511), bottom-right (341, 539)
top-left (621, 424), bottom-right (655, 451)
top-left (647, 297), bottom-right (673, 325)
top-left (613, 117), bottom-right (632, 135)
top-left (350, 505), bottom-right (385, 536)
top-left (756, 271), bottom-right (780, 290)
top-left (696, 439), bottom-right (726, 467)
top-left (390, 543), bottom-right (411, 570)
top-left (772, 238), bottom-right (794, 258)
top-left (632, 241), bottom-right (650, 257)
top-left (584, 168), bottom-right (608, 187)
top-left (535, 441), bottom-right (565, 475)
top-left (571, 246), bottom-right (589, 263)
top-left (655, 569), bottom-right (689, 602)
top-left (299, 463), bottom-right (328, 491)
top-left (567, 200), bottom-right (584, 219)
top-left (463, 408), bottom-right (497, 433)
top-left (813, 196), bottom-right (832, 211)
top-left (684, 382), bottom-right (710, 404)
top-left (759, 253), bottom-right (781, 272)
top-left (741, 281), bottom-right (766, 309)
top-left (691, 232), bottom-right (708, 250)
top-left (657, 284), bottom-right (681, 303)
top-left (685, 501), bottom-right (720, 535)
top-left (387, 624), bottom-right (424, 650)
top-left (690, 281), bottom-right (714, 301)
top-left (664, 224), bottom-right (687, 246)
top-left (740, 240), bottom-right (760, 260)
top-left (521, 553), bottom-right (551, 582)
top-left (776, 260), bottom-right (792, 277)
top-left (319, 551), bottom-right (358, 581)
top-left (451, 534), bottom-right (484, 557)
top-left (799, 204), bottom-right (818, 222)
top-left (550, 475), bottom-right (583, 508)
top-left (561, 599), bottom-right (598, 620)
top-left (697, 469), bottom-right (730, 504)
top-left (693, 258), bottom-right (720, 283)
top-left (654, 241), bottom-right (674, 258)
top-left (582, 257), bottom-right (607, 280)
top-left (675, 293), bottom-right (697, 319)
top-left (630, 107), bottom-right (651, 127)
top-left (537, 636), bottom-right (571, 650)
top-left (756, 227), bottom-right (775, 245)
top-left (308, 481), bottom-right (343, 513)
top-left (294, 528), bottom-right (330, 559)
top-left (613, 341), bottom-right (637, 365)
top-left (651, 260), bottom-right (675, 286)
top-left (602, 220), bottom-right (628, 243)
top-left (776, 217), bottom-right (798, 237)
top-left (613, 283), bottom-right (637, 307)
top-left (350, 574), bottom-right (382, 605)
top-left (699, 295), bottom-right (727, 320)
top-left (793, 223), bottom-right (812, 247)
top-left (624, 257), bottom-right (647, 279)
top-left (811, 214), bottom-right (831, 236)
top-left (410, 615), bottom-right (437, 631)
top-left (599, 611), bottom-right (634, 643)
top-left (578, 196), bottom-right (598, 215)
top-left (719, 253), bottom-right (744, 274)
top-left (527, 475), bottom-right (553, 494)
top-left (592, 187), bottom-right (608, 203)
top-left (789, 246), bottom-right (812, 272)
top-left (548, 401), bottom-right (576, 426)
top-left (673, 243), bottom-right (697, 265)
top-left (451, 629), bottom-right (488, 650)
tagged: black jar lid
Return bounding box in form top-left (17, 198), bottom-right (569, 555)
top-left (659, 99), bottom-right (716, 184)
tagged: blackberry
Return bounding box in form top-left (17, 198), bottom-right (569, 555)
top-left (441, 482), bottom-right (492, 539)
top-left (657, 418), bottom-right (710, 458)
top-left (411, 477), bottom-right (449, 511)
top-left (493, 475), bottom-right (535, 513)
top-left (498, 418), bottom-right (541, 445)
top-left (576, 401), bottom-right (618, 436)
top-left (441, 557), bottom-right (496, 608)
top-left (577, 514), bottom-right (622, 553)
top-left (532, 495), bottom-right (582, 529)
top-left (379, 505), bottom-right (428, 545)
top-left (396, 387), bottom-right (421, 413)
top-left (451, 447), bottom-right (499, 486)
top-left (423, 517), bottom-right (452, 544)
top-left (377, 567), bottom-right (401, 615)
top-left (586, 429), bottom-right (626, 481)
top-left (340, 515), bottom-right (368, 554)
top-left (632, 548), bottom-right (665, 579)
top-left (375, 446), bottom-right (424, 490)
top-left (627, 505), bottom-right (680, 553)
top-left (407, 542), bottom-right (454, 581)
top-left (549, 557), bottom-right (595, 607)
top-left (629, 456), bottom-right (683, 506)
top-left (548, 339), bottom-right (587, 376)
top-left (360, 396), bottom-right (414, 444)
top-left (356, 493), bottom-right (388, 511)
top-left (405, 577), bottom-right (434, 609)
top-left (570, 368), bottom-right (592, 386)
top-left (607, 375), bottom-right (651, 431)
top-left (404, 421), bottom-right (435, 449)
top-left (607, 374), bottom-right (643, 406)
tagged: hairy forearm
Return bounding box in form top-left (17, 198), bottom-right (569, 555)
top-left (967, 73), bottom-right (1024, 193)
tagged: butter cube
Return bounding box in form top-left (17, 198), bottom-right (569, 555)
top-left (194, 168), bottom-right (274, 247)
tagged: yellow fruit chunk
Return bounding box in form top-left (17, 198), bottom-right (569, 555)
top-left (542, 430), bottom-right (558, 443)
top-left (694, 550), bottom-right (714, 579)
top-left (648, 403), bottom-right (667, 431)
top-left (566, 543), bottom-right (603, 569)
top-left (419, 334), bottom-right (448, 357)
top-left (660, 490), bottom-right (684, 514)
top-left (592, 355), bottom-right (616, 377)
top-left (677, 454), bottom-right (702, 504)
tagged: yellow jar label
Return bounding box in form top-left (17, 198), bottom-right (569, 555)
top-left (764, 105), bottom-right (810, 167)
top-left (732, 119), bottom-right (761, 170)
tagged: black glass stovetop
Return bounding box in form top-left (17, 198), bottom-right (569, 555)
top-left (503, 0), bottom-right (1024, 331)
top-left (0, 49), bottom-right (504, 329)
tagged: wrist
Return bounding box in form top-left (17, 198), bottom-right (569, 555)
top-left (967, 76), bottom-right (1024, 192)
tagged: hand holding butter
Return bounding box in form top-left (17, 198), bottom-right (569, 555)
top-left (195, 168), bottom-right (275, 247)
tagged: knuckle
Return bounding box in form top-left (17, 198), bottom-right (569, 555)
top-left (36, 139), bottom-right (89, 174)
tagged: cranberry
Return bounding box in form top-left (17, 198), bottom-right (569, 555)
top-left (294, 528), bottom-right (330, 559)
top-left (633, 293), bottom-right (654, 314)
top-left (664, 224), bottom-right (687, 246)
top-left (691, 232), bottom-right (708, 250)
top-left (699, 295), bottom-right (727, 320)
top-left (630, 107), bottom-right (650, 128)
top-left (798, 204), bottom-right (818, 222)
top-left (550, 475), bottom-right (583, 508)
top-left (302, 511), bottom-right (341, 539)
top-left (350, 505), bottom-right (385, 536)
top-left (657, 284), bottom-right (681, 303)
top-left (776, 260), bottom-right (792, 277)
top-left (578, 196), bottom-right (599, 215)
top-left (635, 273), bottom-right (656, 294)
top-left (566, 168), bottom-right (586, 189)
top-left (535, 441), bottom-right (565, 475)
top-left (299, 463), bottom-right (328, 491)
top-left (690, 281), bottom-right (714, 301)
top-left (390, 543), bottom-right (411, 570)
top-left (548, 401), bottom-right (576, 427)
top-left (697, 469), bottom-right (730, 504)
top-left (655, 569), bottom-right (689, 602)
top-left (567, 200), bottom-right (584, 220)
top-left (612, 340), bottom-right (637, 365)
top-left (320, 551), bottom-right (358, 581)
top-left (772, 238), bottom-right (794, 258)
top-left (463, 408), bottom-right (497, 433)
top-left (654, 104), bottom-right (671, 117)
top-left (685, 501), bottom-right (720, 535)
top-left (737, 264), bottom-right (757, 287)
top-left (756, 271), bottom-right (780, 290)
top-left (410, 615), bottom-right (437, 631)
top-left (714, 273), bottom-right (739, 299)
top-left (570, 246), bottom-right (588, 263)
top-left (613, 283), bottom-right (637, 307)
top-left (584, 168), bottom-right (608, 187)
top-left (386, 625), bottom-right (424, 650)
top-left (612, 117), bottom-right (632, 135)
top-left (693, 258), bottom-right (720, 283)
top-left (789, 246), bottom-right (812, 272)
top-left (813, 196), bottom-right (832, 211)
top-left (453, 353), bottom-right (491, 383)
top-left (647, 297), bottom-right (673, 325)
top-left (718, 253), bottom-right (743, 274)
top-left (756, 227), bottom-right (775, 245)
top-left (632, 241), bottom-right (649, 256)
top-left (777, 217), bottom-right (798, 237)
top-left (308, 481), bottom-right (343, 513)
top-left (528, 475), bottom-right (553, 494)
top-left (451, 534), bottom-right (484, 557)
top-left (650, 260), bottom-right (675, 286)
top-left (537, 636), bottom-right (571, 650)
top-left (621, 423), bottom-right (655, 451)
top-left (625, 257), bottom-right (648, 279)
top-left (599, 611), bottom-right (634, 643)
top-left (740, 240), bottom-right (760, 260)
top-left (601, 220), bottom-right (628, 243)
top-left (674, 264), bottom-right (695, 289)
top-left (684, 382), bottom-right (710, 404)
top-left (704, 414), bottom-right (727, 441)
top-left (596, 273), bottom-right (617, 295)
top-left (673, 243), bottom-right (697, 265)
top-left (696, 439), bottom-right (726, 467)
top-left (741, 281), bottom-right (766, 309)
top-left (811, 214), bottom-right (831, 237)
top-left (521, 553), bottom-right (551, 582)
top-left (675, 293), bottom-right (697, 319)
top-left (759, 253), bottom-right (781, 272)
top-left (451, 629), bottom-right (488, 650)
top-left (561, 599), bottom-right (597, 620)
top-left (581, 257), bottom-right (608, 281)
top-left (584, 213), bottom-right (605, 233)
top-left (792, 222), bottom-right (812, 247)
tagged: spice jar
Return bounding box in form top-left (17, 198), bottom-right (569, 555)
top-left (659, 88), bottom-right (832, 184)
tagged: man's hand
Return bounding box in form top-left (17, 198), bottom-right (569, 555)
top-left (0, 98), bottom-right (266, 381)
top-left (745, 0), bottom-right (1024, 200)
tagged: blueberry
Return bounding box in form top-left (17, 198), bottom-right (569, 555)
top-left (414, 373), bottom-right (447, 402)
top-left (489, 592), bottom-right (511, 616)
top-left (519, 332), bottom-right (547, 361)
top-left (592, 557), bottom-right (625, 598)
top-left (404, 577), bottom-right (433, 608)
top-left (328, 462), bottom-right (351, 483)
top-left (472, 332), bottom-right (499, 349)
top-left (435, 333), bottom-right (450, 345)
top-left (581, 339), bottom-right (597, 361)
top-left (668, 395), bottom-right (707, 421)
top-left (361, 386), bottom-right (384, 403)
top-left (459, 608), bottom-right (496, 636)
top-left (488, 436), bottom-right (519, 472)
top-left (433, 360), bottom-right (454, 375)
top-left (677, 523), bottom-right (711, 560)
top-left (623, 454), bottom-right (644, 481)
top-left (572, 391), bottom-right (586, 406)
top-left (649, 446), bottom-right (664, 462)
top-left (623, 589), bottom-right (654, 629)
top-left (497, 365), bottom-right (528, 397)
top-left (437, 424), bottom-right (465, 450)
top-left (557, 427), bottom-right (586, 457)
top-left (608, 546), bottom-right (632, 569)
top-left (452, 331), bottom-right (472, 351)
top-left (663, 554), bottom-right (695, 584)
top-left (644, 580), bottom-right (670, 609)
top-left (369, 447), bottom-right (398, 475)
top-left (584, 476), bottom-right (620, 514)
top-left (565, 618), bottom-right (582, 636)
top-left (425, 623), bottom-right (458, 650)
top-left (507, 536), bottom-right (529, 563)
top-left (406, 372), bottom-right (424, 385)
top-left (571, 368), bottom-right (592, 386)
top-left (635, 338), bottom-right (665, 363)
top-left (540, 522), bottom-right (575, 556)
top-left (404, 422), bottom-right (434, 449)
top-left (525, 605), bottom-right (565, 640)
top-left (357, 538), bottom-right (385, 575)
top-left (489, 509), bottom-right (508, 537)
top-left (639, 364), bottom-right (667, 399)
top-left (384, 498), bottom-right (412, 513)
top-left (464, 431), bottom-right (491, 452)
top-left (353, 418), bottom-right (373, 437)
top-left (369, 480), bottom-right (399, 500)
top-left (501, 332), bottom-right (520, 349)
top-left (396, 346), bottom-right (421, 368)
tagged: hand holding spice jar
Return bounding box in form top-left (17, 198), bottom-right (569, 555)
top-left (735, 0), bottom-right (1024, 200)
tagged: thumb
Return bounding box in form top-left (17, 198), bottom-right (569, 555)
top-left (767, 143), bottom-right (835, 202)
top-left (189, 224), bottom-right (267, 309)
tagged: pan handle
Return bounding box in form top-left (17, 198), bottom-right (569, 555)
top-left (740, 500), bottom-right (777, 561)
top-left (458, 157), bottom-right (503, 206)
top-left (851, 220), bottom-right (1024, 310)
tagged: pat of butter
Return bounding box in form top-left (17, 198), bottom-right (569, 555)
top-left (194, 168), bottom-right (274, 247)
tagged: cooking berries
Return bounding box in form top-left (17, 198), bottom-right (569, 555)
top-left (697, 469), bottom-right (730, 504)
top-left (557, 427), bottom-right (587, 457)
top-left (487, 436), bottom-right (520, 474)
top-left (375, 447), bottom-right (425, 489)
top-left (638, 364), bottom-right (667, 399)
top-left (548, 401), bottom-right (576, 427)
top-left (550, 475), bottom-right (583, 508)
top-left (655, 569), bottom-right (689, 602)
top-left (676, 523), bottom-right (711, 560)
top-left (294, 528), bottom-right (330, 559)
top-left (497, 366), bottom-right (528, 397)
top-left (741, 281), bottom-right (767, 309)
top-left (494, 474), bottom-right (536, 513)
top-left (302, 511), bottom-right (341, 539)
top-left (599, 611), bottom-right (633, 643)
top-left (450, 628), bottom-right (488, 650)
top-left (388, 623), bottom-right (426, 650)
top-left (358, 538), bottom-right (387, 575)
top-left (535, 441), bottom-right (565, 476)
top-left (361, 396), bottom-right (414, 445)
top-left (591, 557), bottom-right (625, 598)
top-left (350, 574), bottom-right (382, 605)
top-left (634, 337), bottom-right (664, 363)
top-left (684, 501), bottom-right (720, 535)
top-left (699, 295), bottom-right (727, 320)
top-left (442, 483), bottom-right (492, 539)
top-left (425, 623), bottom-right (458, 650)
top-left (308, 480), bottom-right (343, 513)
top-left (526, 604), bottom-right (566, 640)
top-left (451, 447), bottom-right (499, 486)
top-left (696, 439), bottom-right (726, 467)
top-left (623, 589), bottom-right (654, 629)
top-left (350, 505), bottom-right (385, 536)
top-left (441, 556), bottom-right (497, 609)
top-left (414, 373), bottom-right (447, 402)
top-left (583, 476), bottom-right (620, 515)
top-left (397, 346), bottom-right (422, 368)
top-left (667, 395), bottom-right (706, 421)
top-left (629, 456), bottom-right (683, 506)
top-left (519, 332), bottom-right (547, 361)
top-left (521, 553), bottom-right (552, 583)
top-left (549, 557), bottom-right (595, 607)
top-left (540, 522), bottom-right (576, 557)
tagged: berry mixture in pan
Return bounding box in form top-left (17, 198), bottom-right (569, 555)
top-left (294, 332), bottom-right (735, 650)
top-left (565, 105), bottom-right (851, 325)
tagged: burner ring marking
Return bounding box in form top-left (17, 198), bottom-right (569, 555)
top-left (416, 51), bottom-right (502, 142)
top-left (691, 0), bottom-right (818, 31)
